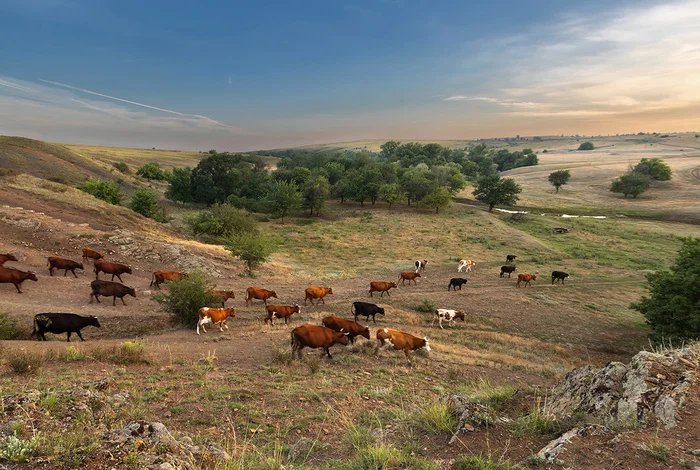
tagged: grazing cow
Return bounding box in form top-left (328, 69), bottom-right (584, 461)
top-left (265, 304), bottom-right (301, 326)
top-left (432, 309), bottom-right (465, 329)
top-left (305, 286), bottom-right (333, 305)
top-left (246, 287), bottom-right (277, 307)
top-left (197, 307), bottom-right (236, 334)
top-left (352, 301), bottom-right (385, 324)
top-left (552, 271), bottom-right (570, 284)
top-left (398, 272), bottom-right (421, 285)
top-left (414, 260), bottom-right (428, 273)
top-left (506, 254), bottom-right (517, 264)
top-left (0, 267), bottom-right (38, 293)
top-left (291, 324), bottom-right (349, 359)
top-left (47, 256), bottom-right (84, 278)
top-left (150, 270), bottom-right (186, 289)
top-left (210, 289), bottom-right (235, 307)
top-left (448, 278), bottom-right (468, 291)
top-left (0, 253), bottom-right (18, 266)
top-left (369, 281), bottom-right (397, 298)
top-left (375, 328), bottom-right (431, 359)
top-left (500, 265), bottom-right (517, 278)
top-left (94, 259), bottom-right (132, 282)
top-left (32, 313), bottom-right (100, 342)
top-left (82, 248), bottom-right (104, 263)
top-left (457, 259), bottom-right (476, 273)
top-left (89, 280), bottom-right (136, 306)
top-left (517, 273), bottom-right (537, 287)
top-left (322, 316), bottom-right (370, 344)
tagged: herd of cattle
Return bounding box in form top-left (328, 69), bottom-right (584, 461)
top-left (0, 248), bottom-right (570, 360)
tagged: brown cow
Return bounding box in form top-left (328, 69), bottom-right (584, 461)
top-left (89, 280), bottom-right (136, 306)
top-left (369, 281), bottom-right (397, 298)
top-left (82, 248), bottom-right (104, 263)
top-left (398, 272), bottom-right (420, 285)
top-left (94, 259), bottom-right (132, 282)
top-left (197, 307), bottom-right (236, 335)
top-left (210, 289), bottom-right (235, 307)
top-left (516, 273), bottom-right (537, 287)
top-left (321, 316), bottom-right (370, 344)
top-left (375, 328), bottom-right (431, 359)
top-left (305, 286), bottom-right (333, 305)
top-left (150, 270), bottom-right (186, 289)
top-left (291, 324), bottom-right (349, 360)
top-left (0, 253), bottom-right (18, 266)
top-left (265, 304), bottom-right (301, 326)
top-left (0, 266), bottom-right (38, 293)
top-left (47, 257), bottom-right (84, 278)
top-left (246, 287), bottom-right (277, 306)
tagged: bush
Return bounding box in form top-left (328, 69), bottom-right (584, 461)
top-left (225, 232), bottom-right (276, 273)
top-left (6, 349), bottom-right (44, 375)
top-left (0, 312), bottom-right (28, 340)
top-left (136, 162), bottom-right (168, 181)
top-left (129, 187), bottom-right (168, 222)
top-left (610, 172), bottom-right (650, 198)
top-left (151, 269), bottom-right (220, 326)
top-left (415, 403), bottom-right (456, 433)
top-left (0, 434), bottom-right (41, 463)
top-left (77, 178), bottom-right (122, 205)
top-left (112, 161), bottom-right (130, 174)
top-left (631, 158), bottom-right (672, 181)
top-left (578, 141), bottom-right (594, 151)
top-left (185, 204), bottom-right (257, 242)
top-left (412, 298), bottom-right (437, 313)
top-left (114, 341), bottom-right (147, 364)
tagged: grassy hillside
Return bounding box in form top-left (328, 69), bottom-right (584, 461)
top-left (66, 143), bottom-right (206, 170)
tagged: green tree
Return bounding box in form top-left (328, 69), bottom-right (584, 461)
top-left (151, 269), bottom-right (220, 326)
top-left (129, 187), bottom-right (162, 220)
top-left (400, 164), bottom-right (436, 206)
top-left (610, 172), bottom-right (650, 198)
top-left (302, 174), bottom-right (330, 216)
top-left (472, 174), bottom-right (522, 212)
top-left (77, 178), bottom-right (123, 205)
top-left (548, 169), bottom-right (571, 193)
top-left (136, 162), bottom-right (167, 181)
top-left (185, 204), bottom-right (257, 242)
top-left (632, 238), bottom-right (700, 341)
top-left (225, 232), bottom-right (275, 274)
top-left (378, 183), bottom-right (405, 208)
top-left (418, 187), bottom-right (452, 213)
top-left (578, 141), bottom-right (594, 151)
top-left (165, 167), bottom-right (192, 204)
top-left (632, 158), bottom-right (672, 181)
top-left (265, 181), bottom-right (302, 223)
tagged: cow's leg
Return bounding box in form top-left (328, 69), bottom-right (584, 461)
top-left (113, 296), bottom-right (117, 306)
top-left (372, 315), bottom-right (376, 324)
top-left (439, 318), bottom-right (444, 329)
top-left (40, 331), bottom-right (47, 341)
top-left (320, 296), bottom-right (325, 304)
top-left (325, 347), bottom-right (333, 359)
top-left (121, 296), bottom-right (127, 305)
top-left (76, 330), bottom-right (85, 341)
top-left (218, 322), bottom-right (224, 332)
top-left (72, 269), bottom-right (78, 278)
top-left (49, 267), bottom-right (54, 276)
top-left (116, 274), bottom-right (124, 282)
top-left (14, 282), bottom-right (22, 293)
top-left (66, 331), bottom-right (72, 342)
top-left (369, 290), bottom-right (373, 297)
top-left (562, 278), bottom-right (565, 284)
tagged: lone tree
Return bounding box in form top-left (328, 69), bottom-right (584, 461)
top-left (632, 158), bottom-right (672, 181)
top-left (548, 169), bottom-right (571, 193)
top-left (472, 174), bottom-right (522, 212)
top-left (610, 172), bottom-right (651, 198)
top-left (265, 181), bottom-right (302, 223)
top-left (225, 232), bottom-right (275, 274)
top-left (632, 238), bottom-right (700, 341)
top-left (578, 141), bottom-right (594, 151)
top-left (151, 269), bottom-right (220, 326)
top-left (418, 187), bottom-right (452, 213)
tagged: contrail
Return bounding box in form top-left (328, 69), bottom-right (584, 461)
top-left (0, 79), bottom-right (34, 93)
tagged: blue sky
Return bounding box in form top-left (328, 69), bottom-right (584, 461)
top-left (1, 0), bottom-right (699, 151)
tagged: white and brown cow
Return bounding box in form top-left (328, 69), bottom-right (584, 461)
top-left (414, 259), bottom-right (427, 273)
top-left (431, 309), bottom-right (465, 329)
top-left (457, 259), bottom-right (476, 273)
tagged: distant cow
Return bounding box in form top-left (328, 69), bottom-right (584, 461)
top-left (552, 271), bottom-right (569, 284)
top-left (210, 289), bottom-right (235, 307)
top-left (369, 281), bottom-right (397, 298)
top-left (150, 270), bottom-right (186, 289)
top-left (246, 287), bottom-right (277, 307)
top-left (291, 324), bottom-right (349, 360)
top-left (457, 259), bottom-right (476, 273)
top-left (500, 265), bottom-right (517, 278)
top-left (376, 328), bottom-right (431, 359)
top-left (352, 301), bottom-right (385, 324)
top-left (0, 253), bottom-right (18, 266)
top-left (448, 278), bottom-right (468, 291)
top-left (47, 256), bottom-right (84, 278)
top-left (517, 273), bottom-right (537, 287)
top-left (32, 312), bottom-right (100, 342)
top-left (82, 248), bottom-right (104, 263)
top-left (265, 304), bottom-right (301, 326)
top-left (89, 280), bottom-right (136, 306)
top-left (305, 286), bottom-right (333, 305)
top-left (322, 316), bottom-right (370, 344)
top-left (432, 309), bottom-right (465, 329)
top-left (94, 260), bottom-right (132, 282)
top-left (0, 267), bottom-right (38, 293)
top-left (415, 260), bottom-right (427, 273)
top-left (197, 307), bottom-right (236, 335)
top-left (398, 272), bottom-right (420, 285)
top-left (506, 254), bottom-right (517, 264)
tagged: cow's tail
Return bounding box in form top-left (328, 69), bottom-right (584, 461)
top-left (31, 317), bottom-right (39, 338)
top-left (351, 303), bottom-right (355, 316)
top-left (149, 272), bottom-right (155, 287)
top-left (290, 330), bottom-right (297, 349)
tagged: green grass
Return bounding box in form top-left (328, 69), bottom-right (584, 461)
top-left (414, 402), bottom-right (456, 434)
top-left (451, 455), bottom-right (525, 470)
top-left (638, 440), bottom-right (672, 462)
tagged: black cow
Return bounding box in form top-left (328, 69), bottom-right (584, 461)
top-left (506, 254), bottom-right (517, 264)
top-left (352, 301), bottom-right (385, 324)
top-left (90, 280), bottom-right (136, 306)
top-left (500, 265), bottom-right (517, 278)
top-left (552, 271), bottom-right (569, 284)
top-left (448, 278), bottom-right (468, 291)
top-left (32, 313), bottom-right (101, 342)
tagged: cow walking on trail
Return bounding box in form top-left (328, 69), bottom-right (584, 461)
top-left (375, 328), bottom-right (431, 359)
top-left (32, 313), bottom-right (101, 342)
top-left (369, 281), bottom-right (396, 297)
top-left (265, 304), bottom-right (300, 326)
top-left (398, 272), bottom-right (420, 285)
top-left (82, 248), bottom-right (104, 263)
top-left (90, 280), bottom-right (136, 305)
top-left (0, 267), bottom-right (38, 293)
top-left (210, 290), bottom-right (235, 307)
top-left (458, 259), bottom-right (476, 273)
top-left (47, 257), bottom-right (84, 278)
top-left (305, 287), bottom-right (333, 305)
top-left (246, 287), bottom-right (277, 307)
top-left (432, 309), bottom-right (465, 329)
top-left (506, 254), bottom-right (517, 264)
top-left (448, 278), bottom-right (468, 291)
top-left (291, 324), bottom-right (349, 360)
top-left (500, 265), bottom-right (516, 278)
top-left (415, 260), bottom-right (428, 273)
top-left (322, 316), bottom-right (370, 344)
top-left (552, 271), bottom-right (569, 284)
top-left (197, 307), bottom-right (236, 334)
top-left (352, 302), bottom-right (385, 323)
top-left (0, 253), bottom-right (18, 266)
top-left (94, 260), bottom-right (132, 282)
top-left (517, 273), bottom-right (536, 287)
top-left (150, 270), bottom-right (186, 289)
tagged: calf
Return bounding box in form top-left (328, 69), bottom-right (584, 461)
top-left (517, 273), bottom-right (537, 287)
top-left (376, 328), bottom-right (431, 359)
top-left (414, 259), bottom-right (428, 273)
top-left (552, 271), bottom-right (569, 284)
top-left (0, 267), bottom-right (38, 293)
top-left (265, 304), bottom-right (301, 326)
top-left (352, 301), bottom-right (385, 324)
top-left (457, 259), bottom-right (476, 273)
top-left (369, 281), bottom-right (397, 297)
top-left (0, 253), bottom-right (18, 266)
top-left (432, 309), bottom-right (465, 329)
top-left (32, 313), bottom-right (100, 342)
top-left (398, 272), bottom-right (420, 285)
top-left (47, 256), bottom-right (84, 278)
top-left (506, 254), bottom-right (517, 264)
top-left (94, 259), bottom-right (132, 282)
top-left (322, 316), bottom-right (370, 344)
top-left (210, 289), bottom-right (235, 307)
top-left (291, 324), bottom-right (349, 360)
top-left (448, 278), bottom-right (468, 291)
top-left (500, 265), bottom-right (516, 278)
top-left (150, 270), bottom-right (186, 289)
top-left (305, 286), bottom-right (333, 305)
top-left (82, 248), bottom-right (104, 263)
top-left (246, 287), bottom-right (277, 307)
top-left (89, 280), bottom-right (136, 306)
top-left (197, 307), bottom-right (236, 334)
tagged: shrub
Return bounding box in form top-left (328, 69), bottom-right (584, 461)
top-left (0, 434), bottom-right (41, 463)
top-left (271, 348), bottom-right (293, 366)
top-left (631, 158), bottom-right (672, 181)
top-left (129, 187), bottom-right (168, 222)
top-left (185, 204), bottom-right (257, 242)
top-left (112, 161), bottom-right (130, 174)
top-left (577, 141), bottom-right (594, 151)
top-left (0, 312), bottom-right (28, 340)
top-left (6, 349), bottom-right (44, 375)
top-left (548, 169), bottom-right (571, 193)
top-left (412, 298), bottom-right (437, 313)
top-left (114, 341), bottom-right (147, 364)
top-left (151, 269), bottom-right (220, 326)
top-left (77, 178), bottom-right (122, 205)
top-left (224, 232), bottom-right (276, 273)
top-left (264, 181), bottom-right (302, 223)
top-left (610, 172), bottom-right (650, 198)
top-left (415, 403), bottom-right (456, 433)
top-left (136, 162), bottom-right (168, 181)
top-left (62, 345), bottom-right (85, 361)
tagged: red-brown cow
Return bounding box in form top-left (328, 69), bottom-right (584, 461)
top-left (516, 273), bottom-right (537, 287)
top-left (246, 287), bottom-right (277, 306)
top-left (369, 281), bottom-right (397, 298)
top-left (376, 328), bottom-right (431, 359)
top-left (82, 248), bottom-right (104, 263)
top-left (94, 259), bottom-right (132, 282)
top-left (290, 324), bottom-right (349, 360)
top-left (210, 289), bottom-right (235, 307)
top-left (0, 266), bottom-right (38, 293)
top-left (150, 270), bottom-right (186, 289)
top-left (47, 256), bottom-right (84, 278)
top-left (265, 304), bottom-right (301, 326)
top-left (397, 272), bottom-right (420, 285)
top-left (197, 307), bottom-right (236, 335)
top-left (0, 253), bottom-right (18, 266)
top-left (321, 316), bottom-right (370, 344)
top-left (305, 287), bottom-right (333, 305)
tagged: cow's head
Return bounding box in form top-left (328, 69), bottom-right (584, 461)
top-left (532, 275), bottom-right (537, 280)
top-left (126, 266), bottom-right (133, 274)
top-left (3, 253), bottom-right (18, 262)
top-left (270, 290), bottom-right (278, 298)
top-left (26, 271), bottom-right (38, 282)
top-left (293, 305), bottom-right (301, 314)
top-left (390, 282), bottom-right (397, 288)
top-left (455, 311), bottom-right (465, 321)
top-left (127, 287), bottom-right (137, 298)
top-left (326, 287), bottom-right (333, 295)
top-left (360, 326), bottom-right (370, 340)
top-left (88, 315), bottom-right (101, 328)
top-left (377, 306), bottom-right (385, 315)
top-left (225, 307), bottom-right (236, 318)
top-left (422, 337), bottom-right (431, 352)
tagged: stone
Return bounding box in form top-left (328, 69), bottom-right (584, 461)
top-left (537, 424), bottom-right (605, 463)
top-left (287, 438), bottom-right (316, 463)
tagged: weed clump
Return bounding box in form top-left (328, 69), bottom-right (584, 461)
top-left (412, 298), bottom-right (437, 313)
top-left (0, 312), bottom-right (30, 340)
top-left (415, 402), bottom-right (456, 433)
top-left (114, 341), bottom-right (147, 364)
top-left (5, 349), bottom-right (44, 375)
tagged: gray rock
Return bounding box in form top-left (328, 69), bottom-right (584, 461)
top-left (536, 424), bottom-right (605, 463)
top-left (287, 438), bottom-right (316, 463)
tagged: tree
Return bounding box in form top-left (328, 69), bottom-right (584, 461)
top-left (548, 170), bottom-right (571, 193)
top-left (185, 204), bottom-right (257, 242)
top-left (418, 187), bottom-right (452, 213)
top-left (302, 175), bottom-right (330, 216)
top-left (631, 238), bottom-right (700, 341)
top-left (136, 162), bottom-right (168, 181)
top-left (610, 173), bottom-right (650, 198)
top-left (400, 164), bottom-right (436, 206)
top-left (151, 269), bottom-right (220, 326)
top-left (225, 232), bottom-right (275, 274)
top-left (378, 183), bottom-right (405, 208)
top-left (129, 187), bottom-right (161, 219)
top-left (265, 181), bottom-right (302, 223)
top-left (578, 141), bottom-right (594, 151)
top-left (472, 174), bottom-right (522, 212)
top-left (77, 178), bottom-right (122, 205)
top-left (165, 167), bottom-right (192, 204)
top-left (632, 158), bottom-right (672, 181)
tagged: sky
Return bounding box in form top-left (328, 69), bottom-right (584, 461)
top-left (1, 0), bottom-right (700, 151)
